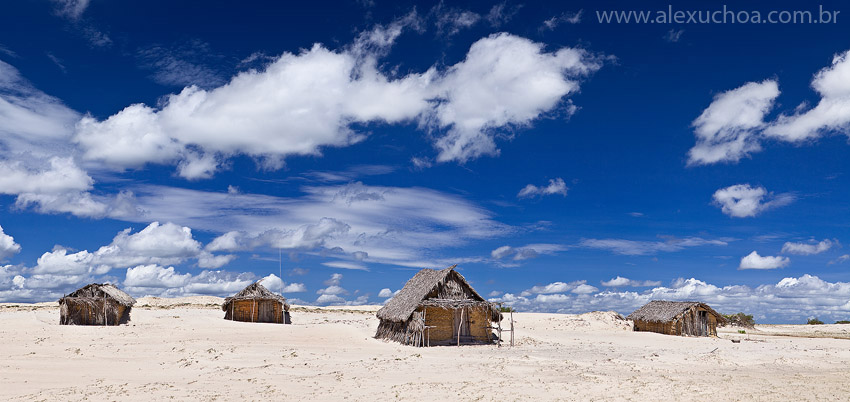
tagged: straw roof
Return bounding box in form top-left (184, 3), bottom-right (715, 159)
top-left (627, 300), bottom-right (723, 323)
top-left (377, 265), bottom-right (491, 323)
top-left (60, 283), bottom-right (136, 307)
top-left (222, 282), bottom-right (289, 310)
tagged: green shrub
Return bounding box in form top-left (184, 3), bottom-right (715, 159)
top-left (835, 320), bottom-right (850, 324)
top-left (807, 317), bottom-right (824, 325)
top-left (722, 312), bottom-right (756, 328)
top-left (738, 329), bottom-right (746, 334)
top-left (499, 306), bottom-right (515, 313)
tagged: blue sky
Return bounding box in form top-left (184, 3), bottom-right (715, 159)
top-left (1, 0), bottom-right (849, 323)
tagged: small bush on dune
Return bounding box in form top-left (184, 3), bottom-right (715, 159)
top-left (722, 312), bottom-right (755, 328)
top-left (835, 320), bottom-right (850, 324)
top-left (499, 306), bottom-right (515, 313)
top-left (807, 318), bottom-right (824, 325)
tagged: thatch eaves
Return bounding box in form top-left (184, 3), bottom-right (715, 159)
top-left (377, 265), bottom-right (490, 323)
top-left (222, 281), bottom-right (289, 311)
top-left (627, 300), bottom-right (724, 323)
top-left (59, 283), bottom-right (136, 307)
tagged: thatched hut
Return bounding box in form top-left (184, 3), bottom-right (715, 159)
top-left (628, 300), bottom-right (726, 336)
top-left (223, 282), bottom-right (291, 324)
top-left (59, 283), bottom-right (136, 325)
top-left (376, 265), bottom-right (501, 346)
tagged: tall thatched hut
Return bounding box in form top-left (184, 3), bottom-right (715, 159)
top-left (628, 300), bottom-right (725, 336)
top-left (59, 283), bottom-right (136, 325)
top-left (376, 265), bottom-right (501, 346)
top-left (223, 282), bottom-right (291, 324)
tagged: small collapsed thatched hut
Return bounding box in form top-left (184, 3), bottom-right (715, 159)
top-left (628, 300), bottom-right (725, 336)
top-left (376, 265), bottom-right (501, 346)
top-left (59, 283), bottom-right (136, 325)
top-left (223, 282), bottom-right (291, 324)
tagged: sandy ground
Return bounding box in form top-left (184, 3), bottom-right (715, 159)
top-left (2, 298), bottom-right (850, 401)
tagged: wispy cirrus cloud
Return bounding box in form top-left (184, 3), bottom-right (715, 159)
top-left (490, 243), bottom-right (567, 261)
top-left (136, 40), bottom-right (227, 88)
top-left (781, 239), bottom-right (836, 255)
top-left (130, 182), bottom-right (513, 269)
top-left (541, 10), bottom-right (583, 31)
top-left (517, 178), bottom-right (568, 198)
top-left (578, 236), bottom-right (730, 256)
top-left (51, 0), bottom-right (90, 21)
top-left (665, 29), bottom-right (684, 42)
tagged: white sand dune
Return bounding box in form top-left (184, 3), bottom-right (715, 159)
top-left (1, 301), bottom-right (849, 401)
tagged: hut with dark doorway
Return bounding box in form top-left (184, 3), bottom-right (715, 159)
top-left (628, 300), bottom-right (725, 336)
top-left (376, 265), bottom-right (501, 346)
top-left (59, 283), bottom-right (136, 325)
top-left (223, 282), bottom-right (291, 324)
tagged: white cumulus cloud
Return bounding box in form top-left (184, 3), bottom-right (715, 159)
top-left (688, 80), bottom-right (779, 165)
top-left (491, 274), bottom-right (850, 323)
top-left (690, 48), bottom-right (850, 165)
top-left (766, 50), bottom-right (850, 142)
top-left (124, 264), bottom-right (192, 288)
top-left (0, 225), bottom-right (21, 261)
top-left (712, 184), bottom-right (794, 218)
top-left (73, 29), bottom-right (602, 176)
top-left (739, 251), bottom-right (790, 270)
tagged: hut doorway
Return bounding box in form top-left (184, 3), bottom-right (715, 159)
top-left (697, 310), bottom-right (708, 336)
top-left (259, 301), bottom-right (276, 322)
top-left (453, 308), bottom-right (471, 340)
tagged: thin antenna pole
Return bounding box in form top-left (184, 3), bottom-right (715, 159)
top-left (279, 248), bottom-right (282, 296)
top-left (279, 248), bottom-right (284, 324)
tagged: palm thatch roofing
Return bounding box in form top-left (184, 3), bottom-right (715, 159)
top-left (377, 265), bottom-right (498, 323)
top-left (59, 283), bottom-right (136, 306)
top-left (627, 300), bottom-right (724, 323)
top-left (222, 281), bottom-right (289, 311)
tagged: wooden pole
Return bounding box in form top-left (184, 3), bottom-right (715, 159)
top-left (457, 307), bottom-right (464, 346)
top-left (510, 310), bottom-right (514, 347)
top-left (252, 300), bottom-right (255, 323)
top-left (497, 303), bottom-right (502, 348)
top-left (424, 309), bottom-right (429, 347)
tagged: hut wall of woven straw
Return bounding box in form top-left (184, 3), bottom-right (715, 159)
top-left (60, 299), bottom-right (128, 325)
top-left (467, 308), bottom-right (492, 340)
top-left (422, 306), bottom-right (492, 342)
top-left (633, 320), bottom-right (676, 335)
top-left (629, 301), bottom-right (724, 336)
top-left (58, 284), bottom-right (136, 326)
top-left (224, 300), bottom-right (288, 323)
top-left (375, 266), bottom-right (501, 345)
top-left (222, 282), bottom-right (291, 324)
top-left (424, 306), bottom-right (453, 341)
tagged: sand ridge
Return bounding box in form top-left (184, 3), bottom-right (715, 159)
top-left (1, 300), bottom-right (849, 401)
